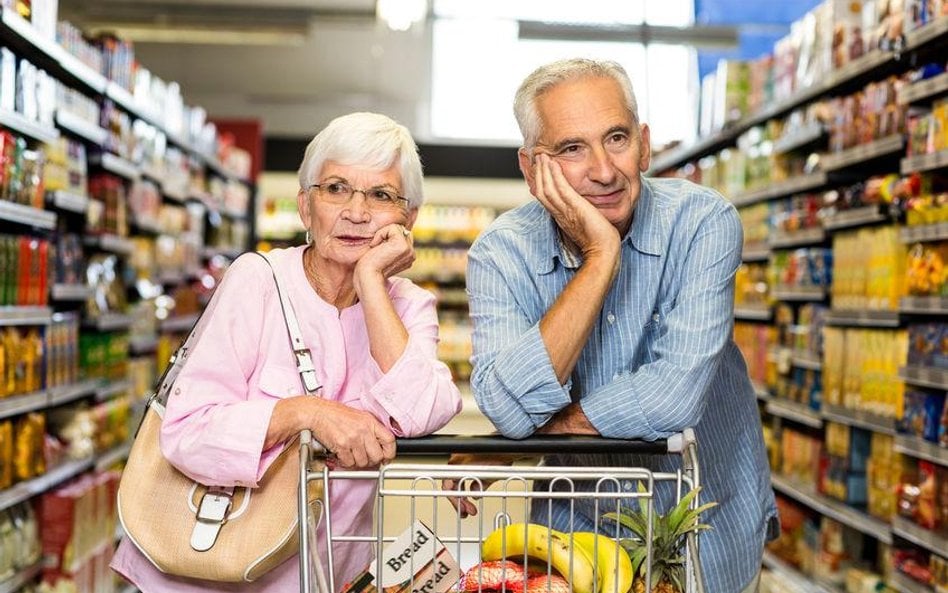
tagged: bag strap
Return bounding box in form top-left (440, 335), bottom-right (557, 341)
top-left (252, 251), bottom-right (322, 395)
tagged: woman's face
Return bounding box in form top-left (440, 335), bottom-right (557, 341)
top-left (297, 160), bottom-right (417, 268)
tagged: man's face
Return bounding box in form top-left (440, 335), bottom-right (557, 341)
top-left (519, 76), bottom-right (651, 236)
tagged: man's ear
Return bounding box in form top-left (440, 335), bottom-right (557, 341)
top-left (638, 123), bottom-right (652, 172)
top-left (518, 148), bottom-right (537, 196)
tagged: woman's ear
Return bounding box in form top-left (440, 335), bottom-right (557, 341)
top-left (404, 206), bottom-right (419, 229)
top-left (297, 188), bottom-right (310, 226)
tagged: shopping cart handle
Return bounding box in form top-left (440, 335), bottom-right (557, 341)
top-left (393, 434), bottom-right (671, 455)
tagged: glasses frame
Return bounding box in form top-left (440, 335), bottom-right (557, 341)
top-left (305, 181), bottom-right (410, 212)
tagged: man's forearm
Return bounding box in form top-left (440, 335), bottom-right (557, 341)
top-left (539, 252), bottom-right (617, 384)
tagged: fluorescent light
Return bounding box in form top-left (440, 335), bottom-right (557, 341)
top-left (85, 25), bottom-right (306, 46)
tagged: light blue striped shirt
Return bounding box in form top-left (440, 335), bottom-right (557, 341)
top-left (467, 177), bottom-right (779, 593)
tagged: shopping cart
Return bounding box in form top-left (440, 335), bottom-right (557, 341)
top-left (298, 430), bottom-right (705, 593)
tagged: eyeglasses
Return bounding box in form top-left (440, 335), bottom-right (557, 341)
top-left (306, 180), bottom-right (409, 212)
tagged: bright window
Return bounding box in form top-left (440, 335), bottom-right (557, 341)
top-left (429, 0), bottom-right (698, 149)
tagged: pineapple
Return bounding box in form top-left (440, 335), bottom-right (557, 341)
top-left (602, 487), bottom-right (716, 593)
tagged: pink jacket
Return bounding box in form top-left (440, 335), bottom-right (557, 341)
top-left (111, 246), bottom-right (462, 592)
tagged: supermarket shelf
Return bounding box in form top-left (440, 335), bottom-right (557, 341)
top-left (900, 296), bottom-right (948, 315)
top-left (55, 110), bottom-right (109, 147)
top-left (821, 403), bottom-right (897, 436)
top-left (771, 285), bottom-right (827, 302)
top-left (129, 334), bottom-right (159, 355)
top-left (90, 152), bottom-right (141, 181)
top-left (771, 475), bottom-right (892, 544)
top-left (96, 378), bottom-right (131, 402)
top-left (160, 312), bottom-right (199, 333)
top-left (790, 350), bottom-right (822, 371)
top-left (900, 222), bottom-right (948, 244)
top-left (822, 204), bottom-right (895, 231)
top-left (0, 455), bottom-right (94, 512)
top-left (734, 305), bottom-right (772, 321)
top-left (900, 365), bottom-right (948, 390)
top-left (95, 441), bottom-right (131, 471)
top-left (899, 71), bottom-right (948, 106)
top-left (891, 515), bottom-right (948, 557)
top-left (649, 46), bottom-right (902, 174)
top-left (888, 570), bottom-right (934, 593)
top-left (48, 189), bottom-right (89, 214)
top-left (0, 390), bottom-right (46, 421)
top-left (752, 382), bottom-right (771, 401)
top-left (0, 200), bottom-right (57, 230)
top-left (133, 217), bottom-right (163, 235)
top-left (904, 14), bottom-right (948, 51)
top-left (0, 561), bottom-right (42, 593)
top-left (0, 108), bottom-right (58, 143)
top-left (821, 135), bottom-right (905, 172)
top-left (0, 306), bottom-right (53, 326)
top-left (51, 283), bottom-right (92, 301)
top-left (48, 379), bottom-right (101, 407)
top-left (769, 227), bottom-right (826, 249)
top-left (773, 123), bottom-right (826, 154)
top-left (731, 172), bottom-right (830, 207)
top-left (761, 551), bottom-right (841, 593)
top-left (84, 234), bottom-right (134, 255)
top-left (741, 243), bottom-right (770, 262)
top-left (765, 399), bottom-right (823, 428)
top-left (84, 312), bottom-right (134, 332)
top-left (824, 309), bottom-right (900, 328)
top-left (894, 434), bottom-right (948, 467)
top-left (106, 82), bottom-right (163, 131)
top-left (901, 148), bottom-right (948, 175)
top-left (202, 246), bottom-right (245, 260)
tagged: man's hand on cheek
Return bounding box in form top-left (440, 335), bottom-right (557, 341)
top-left (533, 154), bottom-right (619, 260)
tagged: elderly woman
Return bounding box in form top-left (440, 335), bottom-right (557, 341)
top-left (111, 112), bottom-right (463, 592)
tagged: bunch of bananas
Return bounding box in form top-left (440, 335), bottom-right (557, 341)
top-left (478, 523), bottom-right (633, 593)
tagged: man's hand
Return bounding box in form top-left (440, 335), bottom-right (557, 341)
top-left (533, 154), bottom-right (620, 265)
top-left (536, 403), bottom-right (598, 435)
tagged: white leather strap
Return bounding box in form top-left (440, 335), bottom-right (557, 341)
top-left (255, 251), bottom-right (321, 395)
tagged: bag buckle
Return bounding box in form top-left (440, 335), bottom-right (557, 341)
top-left (190, 487), bottom-right (234, 552)
top-left (294, 348), bottom-right (322, 393)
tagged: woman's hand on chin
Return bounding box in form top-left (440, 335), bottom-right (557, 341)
top-left (354, 224), bottom-right (415, 288)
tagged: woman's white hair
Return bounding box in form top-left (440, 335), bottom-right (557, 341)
top-left (297, 112), bottom-right (424, 209)
top-left (513, 58), bottom-right (640, 150)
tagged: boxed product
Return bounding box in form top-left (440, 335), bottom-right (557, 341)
top-left (342, 520), bottom-right (460, 593)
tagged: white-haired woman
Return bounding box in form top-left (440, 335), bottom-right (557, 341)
top-left (111, 112), bottom-right (463, 592)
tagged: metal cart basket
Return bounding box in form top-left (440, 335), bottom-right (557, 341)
top-left (298, 430), bottom-right (705, 593)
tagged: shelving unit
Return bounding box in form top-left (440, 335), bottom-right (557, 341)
top-left (657, 14), bottom-right (948, 592)
top-left (0, 7), bottom-right (257, 592)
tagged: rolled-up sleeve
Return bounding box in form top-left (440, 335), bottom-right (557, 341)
top-left (466, 240), bottom-right (572, 439)
top-left (159, 254), bottom-right (280, 488)
top-left (581, 204), bottom-right (743, 439)
top-left (359, 288), bottom-right (462, 436)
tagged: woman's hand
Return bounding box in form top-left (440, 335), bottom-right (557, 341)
top-left (310, 399), bottom-right (397, 469)
top-left (354, 223), bottom-right (415, 290)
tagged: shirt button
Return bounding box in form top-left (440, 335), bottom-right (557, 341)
top-left (623, 481), bottom-right (632, 491)
top-left (607, 313), bottom-right (616, 324)
top-left (652, 313), bottom-right (660, 322)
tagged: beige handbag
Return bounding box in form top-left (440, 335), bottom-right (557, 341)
top-left (117, 251), bottom-right (324, 582)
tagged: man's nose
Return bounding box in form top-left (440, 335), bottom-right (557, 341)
top-left (587, 146), bottom-right (617, 185)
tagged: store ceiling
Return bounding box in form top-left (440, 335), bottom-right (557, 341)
top-left (58, 0), bottom-right (431, 138)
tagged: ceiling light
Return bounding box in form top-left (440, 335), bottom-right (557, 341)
top-left (376, 0), bottom-right (427, 32)
top-left (84, 24), bottom-right (306, 46)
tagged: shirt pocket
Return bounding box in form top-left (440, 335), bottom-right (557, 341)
top-left (256, 364), bottom-right (303, 400)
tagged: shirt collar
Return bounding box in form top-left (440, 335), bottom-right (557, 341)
top-left (628, 177), bottom-right (663, 257)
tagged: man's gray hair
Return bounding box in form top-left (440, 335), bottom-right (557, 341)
top-left (297, 112), bottom-right (424, 209)
top-left (513, 58), bottom-right (640, 150)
